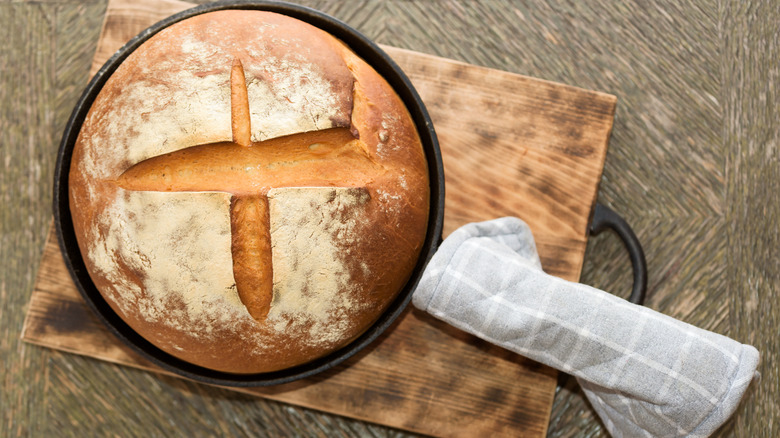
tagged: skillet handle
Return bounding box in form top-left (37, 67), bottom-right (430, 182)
top-left (588, 203), bottom-right (647, 305)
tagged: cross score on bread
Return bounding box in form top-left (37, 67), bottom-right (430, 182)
top-left (116, 58), bottom-right (383, 322)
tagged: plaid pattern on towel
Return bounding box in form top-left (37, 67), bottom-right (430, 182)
top-left (413, 217), bottom-right (759, 438)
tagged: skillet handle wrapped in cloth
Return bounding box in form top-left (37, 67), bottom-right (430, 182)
top-left (413, 217), bottom-right (759, 438)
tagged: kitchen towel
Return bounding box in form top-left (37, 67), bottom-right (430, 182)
top-left (413, 217), bottom-right (759, 438)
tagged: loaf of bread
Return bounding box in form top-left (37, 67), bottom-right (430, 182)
top-left (68, 10), bottom-right (430, 374)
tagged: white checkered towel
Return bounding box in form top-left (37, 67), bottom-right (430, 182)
top-left (413, 217), bottom-right (759, 438)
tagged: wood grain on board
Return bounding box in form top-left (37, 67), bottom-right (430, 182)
top-left (21, 0), bottom-right (616, 437)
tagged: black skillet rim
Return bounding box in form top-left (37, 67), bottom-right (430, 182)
top-left (53, 0), bottom-right (445, 387)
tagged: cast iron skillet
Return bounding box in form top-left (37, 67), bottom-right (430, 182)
top-left (53, 0), bottom-right (646, 387)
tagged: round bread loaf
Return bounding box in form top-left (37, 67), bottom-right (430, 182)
top-left (68, 10), bottom-right (429, 374)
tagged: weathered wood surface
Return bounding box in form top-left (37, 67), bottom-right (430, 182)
top-left (3, 1), bottom-right (777, 438)
top-left (18, 0), bottom-right (622, 435)
top-left (722, 1), bottom-right (779, 436)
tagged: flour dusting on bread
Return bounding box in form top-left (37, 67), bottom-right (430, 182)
top-left (267, 187), bottom-right (371, 346)
top-left (68, 10), bottom-right (429, 374)
top-left (89, 191), bottom-right (242, 336)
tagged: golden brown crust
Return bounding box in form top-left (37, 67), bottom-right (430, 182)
top-left (68, 10), bottom-right (428, 374)
top-left (230, 194), bottom-right (273, 321)
top-left (230, 58), bottom-right (251, 147)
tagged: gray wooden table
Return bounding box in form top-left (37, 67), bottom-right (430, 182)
top-left (2, 1), bottom-right (777, 436)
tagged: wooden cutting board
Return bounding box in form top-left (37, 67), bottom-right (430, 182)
top-left (21, 0), bottom-right (617, 436)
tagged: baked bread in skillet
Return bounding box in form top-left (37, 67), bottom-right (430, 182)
top-left (68, 10), bottom-right (429, 373)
